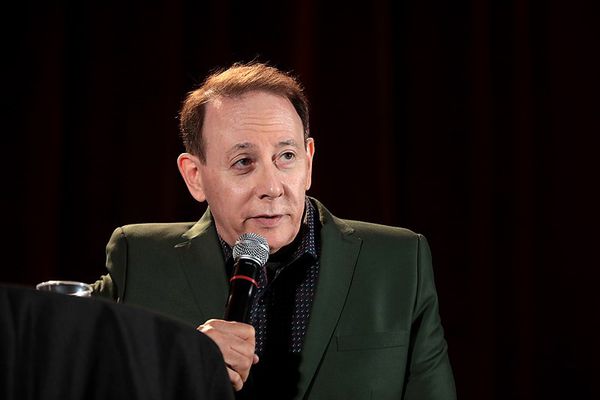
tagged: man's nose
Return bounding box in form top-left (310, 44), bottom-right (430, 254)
top-left (255, 163), bottom-right (284, 199)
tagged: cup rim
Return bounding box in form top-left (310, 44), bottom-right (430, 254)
top-left (35, 280), bottom-right (93, 295)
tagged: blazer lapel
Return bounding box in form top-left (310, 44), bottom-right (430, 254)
top-left (296, 200), bottom-right (362, 399)
top-left (175, 208), bottom-right (229, 322)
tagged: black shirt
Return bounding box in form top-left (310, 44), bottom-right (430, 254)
top-left (218, 198), bottom-right (321, 398)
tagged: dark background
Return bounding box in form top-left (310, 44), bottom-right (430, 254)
top-left (4, 0), bottom-right (599, 398)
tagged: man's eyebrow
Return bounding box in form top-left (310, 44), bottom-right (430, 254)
top-left (227, 142), bottom-right (254, 156)
top-left (226, 140), bottom-right (299, 156)
top-left (277, 139), bottom-right (300, 148)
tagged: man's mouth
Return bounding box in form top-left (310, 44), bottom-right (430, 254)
top-left (249, 214), bottom-right (285, 228)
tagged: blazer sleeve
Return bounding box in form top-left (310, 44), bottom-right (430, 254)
top-left (404, 235), bottom-right (456, 400)
top-left (91, 227), bottom-right (127, 302)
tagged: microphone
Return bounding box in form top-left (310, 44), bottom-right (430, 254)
top-left (224, 233), bottom-right (270, 323)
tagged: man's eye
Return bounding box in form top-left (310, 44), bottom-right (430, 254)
top-left (280, 152), bottom-right (296, 161)
top-left (233, 158), bottom-right (252, 168)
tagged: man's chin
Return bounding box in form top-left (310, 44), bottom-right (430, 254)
top-left (252, 230), bottom-right (295, 254)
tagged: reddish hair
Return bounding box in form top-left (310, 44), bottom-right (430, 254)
top-left (179, 62), bottom-right (310, 162)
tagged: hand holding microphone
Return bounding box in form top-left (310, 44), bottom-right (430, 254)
top-left (197, 233), bottom-right (269, 391)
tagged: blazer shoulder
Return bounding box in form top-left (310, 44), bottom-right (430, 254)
top-left (116, 222), bottom-right (196, 243)
top-left (105, 223), bottom-right (198, 280)
top-left (343, 219), bottom-right (421, 241)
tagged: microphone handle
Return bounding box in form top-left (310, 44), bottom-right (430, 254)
top-left (224, 258), bottom-right (261, 323)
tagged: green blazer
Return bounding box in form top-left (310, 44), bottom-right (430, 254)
top-left (93, 198), bottom-right (456, 399)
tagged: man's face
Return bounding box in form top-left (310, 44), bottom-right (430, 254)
top-left (192, 91), bottom-right (314, 253)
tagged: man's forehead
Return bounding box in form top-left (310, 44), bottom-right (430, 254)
top-left (202, 91), bottom-right (305, 160)
top-left (207, 91), bottom-right (290, 110)
top-left (206, 91), bottom-right (300, 126)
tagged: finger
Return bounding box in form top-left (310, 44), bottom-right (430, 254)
top-left (225, 350), bottom-right (253, 382)
top-left (228, 338), bottom-right (256, 360)
top-left (200, 327), bottom-right (255, 363)
top-left (227, 367), bottom-right (244, 392)
top-left (224, 352), bottom-right (253, 381)
top-left (203, 319), bottom-right (256, 341)
top-left (200, 323), bottom-right (256, 361)
top-left (197, 320), bottom-right (256, 381)
top-left (200, 330), bottom-right (254, 379)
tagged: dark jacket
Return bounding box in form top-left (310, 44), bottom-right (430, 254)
top-left (93, 198), bottom-right (456, 399)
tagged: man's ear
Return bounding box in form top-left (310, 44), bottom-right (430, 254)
top-left (177, 153), bottom-right (207, 203)
top-left (304, 137), bottom-right (315, 191)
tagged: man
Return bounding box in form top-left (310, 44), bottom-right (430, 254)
top-left (93, 62), bottom-right (456, 399)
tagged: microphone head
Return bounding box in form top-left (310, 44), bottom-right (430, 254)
top-left (233, 233), bottom-right (270, 266)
